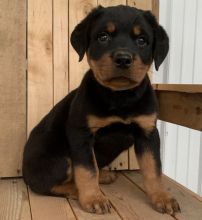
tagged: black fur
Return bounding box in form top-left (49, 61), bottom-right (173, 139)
top-left (23, 5), bottom-right (169, 195)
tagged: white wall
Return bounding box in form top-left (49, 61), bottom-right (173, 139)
top-left (154, 0), bottom-right (202, 195)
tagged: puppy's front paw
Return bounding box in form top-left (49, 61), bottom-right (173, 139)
top-left (150, 191), bottom-right (180, 215)
top-left (79, 191), bottom-right (111, 214)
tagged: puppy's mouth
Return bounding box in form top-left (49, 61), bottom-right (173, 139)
top-left (104, 76), bottom-right (138, 90)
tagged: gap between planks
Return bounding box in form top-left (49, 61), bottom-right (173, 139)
top-left (123, 171), bottom-right (202, 220)
top-left (3, 173), bottom-right (200, 220)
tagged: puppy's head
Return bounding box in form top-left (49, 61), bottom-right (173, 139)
top-left (71, 5), bottom-right (169, 91)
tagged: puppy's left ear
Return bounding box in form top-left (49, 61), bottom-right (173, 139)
top-left (143, 11), bottom-right (169, 71)
top-left (70, 6), bottom-right (103, 62)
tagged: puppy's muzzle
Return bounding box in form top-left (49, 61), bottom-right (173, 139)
top-left (113, 51), bottom-right (133, 69)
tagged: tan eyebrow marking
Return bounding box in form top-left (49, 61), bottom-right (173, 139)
top-left (106, 22), bottom-right (116, 33)
top-left (133, 25), bottom-right (141, 35)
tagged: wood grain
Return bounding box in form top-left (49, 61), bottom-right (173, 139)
top-left (153, 84), bottom-right (202, 93)
top-left (127, 0), bottom-right (152, 11)
top-left (156, 91), bottom-right (202, 131)
top-left (101, 173), bottom-right (173, 220)
top-left (69, 0), bottom-right (97, 91)
top-left (0, 179), bottom-right (31, 220)
top-left (99, 0), bottom-right (126, 7)
top-left (28, 189), bottom-right (76, 220)
top-left (128, 146), bottom-right (139, 170)
top-left (28, 0), bottom-right (53, 134)
top-left (0, 0), bottom-right (26, 177)
top-left (124, 171), bottom-right (202, 220)
top-left (53, 0), bottom-right (69, 104)
top-left (69, 199), bottom-right (121, 220)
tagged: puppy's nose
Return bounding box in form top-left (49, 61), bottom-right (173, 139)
top-left (113, 52), bottom-right (133, 69)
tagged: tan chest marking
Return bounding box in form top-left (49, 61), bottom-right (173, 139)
top-left (87, 113), bottom-right (157, 134)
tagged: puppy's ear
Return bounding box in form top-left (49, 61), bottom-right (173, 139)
top-left (143, 11), bottom-right (169, 71)
top-left (70, 6), bottom-right (103, 62)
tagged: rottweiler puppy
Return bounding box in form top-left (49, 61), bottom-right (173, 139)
top-left (23, 5), bottom-right (180, 215)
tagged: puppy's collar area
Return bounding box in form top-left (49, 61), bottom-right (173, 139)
top-left (85, 70), bottom-right (153, 114)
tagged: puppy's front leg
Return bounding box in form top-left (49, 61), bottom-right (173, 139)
top-left (134, 128), bottom-right (180, 215)
top-left (68, 128), bottom-right (110, 214)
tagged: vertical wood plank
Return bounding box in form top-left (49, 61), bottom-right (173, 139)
top-left (99, 0), bottom-right (126, 7)
top-left (53, 0), bottom-right (69, 104)
top-left (28, 0), bottom-right (53, 134)
top-left (128, 146), bottom-right (139, 170)
top-left (0, 179), bottom-right (32, 220)
top-left (127, 0), bottom-right (152, 11)
top-left (98, 0), bottom-right (128, 170)
top-left (0, 0), bottom-right (26, 177)
top-left (69, 0), bottom-right (97, 91)
top-left (28, 190), bottom-right (76, 220)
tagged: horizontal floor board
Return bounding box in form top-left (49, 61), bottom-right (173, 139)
top-left (69, 199), bottom-right (121, 220)
top-left (1, 172), bottom-right (201, 220)
top-left (101, 173), bottom-right (173, 220)
top-left (28, 189), bottom-right (76, 220)
top-left (0, 179), bottom-right (31, 220)
top-left (123, 171), bottom-right (202, 220)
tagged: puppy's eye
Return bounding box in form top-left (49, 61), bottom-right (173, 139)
top-left (136, 36), bottom-right (148, 48)
top-left (98, 32), bottom-right (111, 43)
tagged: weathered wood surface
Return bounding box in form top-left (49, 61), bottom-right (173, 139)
top-left (1, 172), bottom-right (201, 219)
top-left (124, 171), bottom-right (202, 220)
top-left (53, 0), bottom-right (69, 104)
top-left (156, 90), bottom-right (202, 131)
top-left (28, 190), bottom-right (76, 220)
top-left (27, 0), bottom-right (53, 134)
top-left (68, 0), bottom-right (97, 91)
top-left (0, 0), bottom-right (26, 177)
top-left (153, 84), bottom-right (202, 93)
top-left (0, 179), bottom-right (31, 220)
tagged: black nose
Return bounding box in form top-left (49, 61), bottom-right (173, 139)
top-left (113, 52), bottom-right (133, 69)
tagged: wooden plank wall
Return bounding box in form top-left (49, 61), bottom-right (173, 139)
top-left (0, 0), bottom-right (26, 177)
top-left (0, 0), bottom-right (156, 177)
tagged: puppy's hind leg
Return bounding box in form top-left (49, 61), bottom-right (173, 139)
top-left (51, 182), bottom-right (78, 200)
top-left (50, 159), bottom-right (78, 199)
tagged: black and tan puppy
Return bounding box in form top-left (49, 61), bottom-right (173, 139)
top-left (23, 5), bottom-right (180, 215)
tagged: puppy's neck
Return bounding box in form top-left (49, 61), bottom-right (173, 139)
top-left (83, 69), bottom-right (152, 115)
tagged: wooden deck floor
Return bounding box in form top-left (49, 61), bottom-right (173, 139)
top-left (0, 171), bottom-right (202, 220)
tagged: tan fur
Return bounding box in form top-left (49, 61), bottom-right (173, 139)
top-left (133, 25), bottom-right (141, 35)
top-left (74, 164), bottom-right (110, 213)
top-left (133, 114), bottom-right (157, 134)
top-left (87, 53), bottom-right (114, 87)
top-left (138, 152), bottom-right (180, 214)
top-left (99, 170), bottom-right (117, 184)
top-left (74, 166), bottom-right (99, 195)
top-left (138, 151), bottom-right (162, 195)
top-left (107, 22), bottom-right (116, 33)
top-left (87, 113), bottom-right (157, 134)
top-left (87, 53), bottom-right (151, 91)
top-left (51, 182), bottom-right (77, 199)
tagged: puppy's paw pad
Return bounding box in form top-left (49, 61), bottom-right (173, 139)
top-left (151, 192), bottom-right (181, 215)
top-left (99, 170), bottom-right (117, 184)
